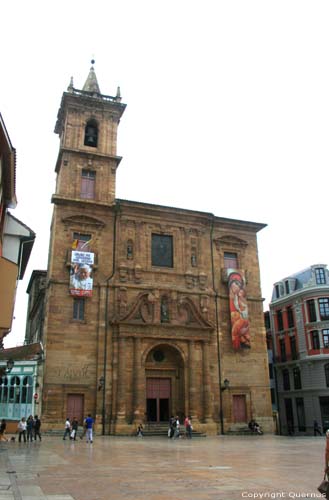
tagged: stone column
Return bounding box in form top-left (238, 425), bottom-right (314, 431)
top-left (133, 337), bottom-right (145, 424)
top-left (188, 340), bottom-right (199, 423)
top-left (116, 336), bottom-right (126, 422)
top-left (202, 341), bottom-right (212, 422)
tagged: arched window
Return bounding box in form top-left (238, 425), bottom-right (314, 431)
top-left (0, 376), bottom-right (8, 404)
top-left (9, 376), bottom-right (20, 403)
top-left (22, 376), bottom-right (33, 404)
top-left (84, 120), bottom-right (98, 147)
top-left (325, 364), bottom-right (329, 388)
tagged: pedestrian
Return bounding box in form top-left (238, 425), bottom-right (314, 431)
top-left (63, 417), bottom-right (71, 440)
top-left (136, 423), bottom-right (144, 437)
top-left (168, 416), bottom-right (175, 438)
top-left (173, 416), bottom-right (180, 439)
top-left (0, 419), bottom-right (8, 442)
top-left (70, 417), bottom-right (78, 440)
top-left (85, 414), bottom-right (94, 443)
top-left (26, 415), bottom-right (34, 442)
top-left (325, 427), bottom-right (329, 473)
top-left (184, 415), bottom-right (192, 438)
top-left (80, 418), bottom-right (88, 440)
top-left (17, 417), bottom-right (27, 443)
top-left (34, 415), bottom-right (42, 441)
top-left (314, 420), bottom-right (322, 436)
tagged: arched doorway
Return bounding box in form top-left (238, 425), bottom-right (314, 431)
top-left (145, 344), bottom-right (185, 423)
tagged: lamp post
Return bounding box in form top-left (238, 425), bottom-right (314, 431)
top-left (0, 359), bottom-right (14, 377)
top-left (220, 378), bottom-right (230, 435)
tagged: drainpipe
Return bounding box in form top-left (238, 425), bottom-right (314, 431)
top-left (210, 215), bottom-right (225, 435)
top-left (102, 201), bottom-right (119, 435)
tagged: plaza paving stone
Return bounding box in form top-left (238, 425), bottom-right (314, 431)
top-left (0, 435), bottom-right (325, 500)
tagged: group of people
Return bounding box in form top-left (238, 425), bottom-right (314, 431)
top-left (168, 415), bottom-right (193, 439)
top-left (63, 415), bottom-right (94, 443)
top-left (1, 415), bottom-right (42, 443)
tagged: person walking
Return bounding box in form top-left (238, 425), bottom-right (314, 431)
top-left (85, 414), bottom-right (94, 443)
top-left (34, 415), bottom-right (42, 441)
top-left (184, 416), bottom-right (192, 439)
top-left (26, 415), bottom-right (34, 442)
top-left (63, 418), bottom-right (71, 440)
top-left (173, 416), bottom-right (180, 439)
top-left (70, 417), bottom-right (79, 440)
top-left (18, 417), bottom-right (27, 443)
top-left (314, 420), bottom-right (322, 436)
top-left (325, 427), bottom-right (329, 473)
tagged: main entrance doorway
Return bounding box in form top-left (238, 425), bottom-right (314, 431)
top-left (146, 378), bottom-right (170, 422)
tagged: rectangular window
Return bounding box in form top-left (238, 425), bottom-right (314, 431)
top-left (293, 367), bottom-right (302, 390)
top-left (285, 281), bottom-right (290, 294)
top-left (290, 336), bottom-right (297, 360)
top-left (319, 298), bottom-right (329, 320)
top-left (296, 398), bottom-right (306, 432)
top-left (323, 329), bottom-right (329, 348)
top-left (73, 298), bottom-right (85, 320)
top-left (307, 299), bottom-right (317, 322)
top-left (224, 252), bottom-right (238, 269)
top-left (315, 267), bottom-right (326, 285)
top-left (268, 363), bottom-right (273, 379)
top-left (277, 310), bottom-right (284, 331)
top-left (275, 284), bottom-right (280, 299)
top-left (311, 330), bottom-right (320, 350)
top-left (72, 232), bottom-right (92, 251)
top-left (325, 364), bottom-right (329, 387)
top-left (283, 369), bottom-right (290, 390)
top-left (151, 234), bottom-right (173, 268)
top-left (81, 170), bottom-right (96, 199)
top-left (264, 312), bottom-right (271, 330)
top-left (270, 388), bottom-right (276, 405)
top-left (287, 307), bottom-right (294, 328)
top-left (280, 338), bottom-right (286, 362)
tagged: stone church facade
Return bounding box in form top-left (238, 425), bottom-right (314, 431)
top-left (38, 64), bottom-right (273, 435)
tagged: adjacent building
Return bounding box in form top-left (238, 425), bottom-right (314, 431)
top-left (268, 264), bottom-right (329, 435)
top-left (26, 64), bottom-right (273, 435)
top-left (0, 113), bottom-right (35, 347)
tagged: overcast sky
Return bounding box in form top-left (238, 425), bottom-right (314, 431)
top-left (2, 0), bottom-right (329, 347)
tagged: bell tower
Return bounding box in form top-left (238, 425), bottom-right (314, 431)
top-left (52, 60), bottom-right (126, 206)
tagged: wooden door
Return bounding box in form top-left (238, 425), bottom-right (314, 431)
top-left (67, 394), bottom-right (84, 424)
top-left (232, 394), bottom-right (247, 423)
top-left (146, 378), bottom-right (171, 422)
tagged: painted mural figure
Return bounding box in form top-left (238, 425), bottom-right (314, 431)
top-left (228, 271), bottom-right (251, 350)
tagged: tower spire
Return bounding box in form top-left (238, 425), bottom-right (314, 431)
top-left (82, 59), bottom-right (101, 94)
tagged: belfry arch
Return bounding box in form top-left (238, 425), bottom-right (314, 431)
top-left (144, 344), bottom-right (185, 423)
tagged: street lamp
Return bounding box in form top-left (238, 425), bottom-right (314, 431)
top-left (220, 378), bottom-right (230, 435)
top-left (221, 378), bottom-right (230, 391)
top-left (98, 376), bottom-right (105, 391)
top-left (0, 359), bottom-right (14, 376)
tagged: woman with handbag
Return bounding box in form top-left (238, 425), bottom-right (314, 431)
top-left (319, 429), bottom-right (329, 499)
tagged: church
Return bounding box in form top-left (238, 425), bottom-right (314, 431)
top-left (29, 63), bottom-right (273, 435)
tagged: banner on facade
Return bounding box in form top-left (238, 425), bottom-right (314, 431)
top-left (69, 250), bottom-right (94, 297)
top-left (227, 269), bottom-right (251, 350)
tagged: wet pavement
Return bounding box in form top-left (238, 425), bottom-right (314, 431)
top-left (0, 434), bottom-right (325, 500)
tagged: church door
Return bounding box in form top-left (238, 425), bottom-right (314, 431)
top-left (67, 394), bottom-right (84, 425)
top-left (232, 394), bottom-right (247, 423)
top-left (146, 378), bottom-right (170, 423)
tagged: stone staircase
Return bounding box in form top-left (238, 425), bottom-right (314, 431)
top-left (43, 424), bottom-right (206, 438)
top-left (142, 422), bottom-right (206, 438)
